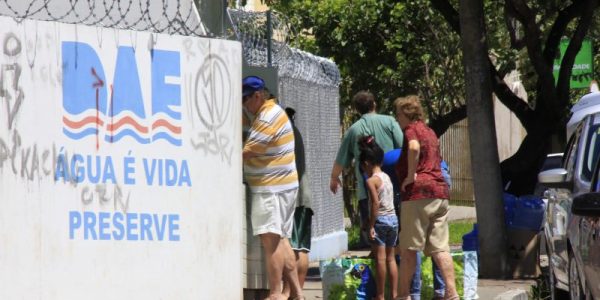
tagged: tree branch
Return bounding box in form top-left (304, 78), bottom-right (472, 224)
top-left (430, 0), bottom-right (533, 130)
top-left (430, 0), bottom-right (460, 34)
top-left (504, 7), bottom-right (524, 50)
top-left (506, 0), bottom-right (554, 88)
top-left (543, 1), bottom-right (587, 65)
top-left (429, 105), bottom-right (466, 137)
top-left (557, 0), bottom-right (598, 108)
top-left (488, 57), bottom-right (534, 130)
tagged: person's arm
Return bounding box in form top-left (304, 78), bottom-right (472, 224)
top-left (329, 162), bottom-right (344, 194)
top-left (366, 176), bottom-right (381, 240)
top-left (391, 119), bottom-right (404, 148)
top-left (401, 139), bottom-right (420, 192)
top-left (330, 130), bottom-right (353, 194)
top-left (243, 119), bottom-right (272, 161)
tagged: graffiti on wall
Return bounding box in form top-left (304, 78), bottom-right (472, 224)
top-left (185, 38), bottom-right (237, 165)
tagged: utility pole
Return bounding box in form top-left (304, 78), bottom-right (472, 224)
top-left (196, 0), bottom-right (227, 37)
top-left (459, 0), bottom-right (508, 278)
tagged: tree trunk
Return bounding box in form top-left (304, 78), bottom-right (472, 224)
top-left (500, 125), bottom-right (553, 196)
top-left (459, 0), bottom-right (509, 278)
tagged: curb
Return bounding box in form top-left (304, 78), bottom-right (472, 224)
top-left (493, 289), bottom-right (528, 300)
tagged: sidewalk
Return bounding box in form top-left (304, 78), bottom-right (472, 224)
top-left (302, 206), bottom-right (534, 299)
top-left (302, 261), bottom-right (535, 300)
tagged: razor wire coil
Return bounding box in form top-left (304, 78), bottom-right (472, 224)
top-left (0, 0), bottom-right (207, 37)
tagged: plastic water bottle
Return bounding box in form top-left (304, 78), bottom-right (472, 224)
top-left (462, 224), bottom-right (479, 300)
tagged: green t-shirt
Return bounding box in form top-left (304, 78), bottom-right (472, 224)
top-left (335, 113), bottom-right (403, 200)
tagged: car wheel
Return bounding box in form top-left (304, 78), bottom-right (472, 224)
top-left (569, 251), bottom-right (585, 300)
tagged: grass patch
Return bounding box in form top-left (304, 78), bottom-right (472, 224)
top-left (346, 224), bottom-right (362, 249)
top-left (449, 219), bottom-right (475, 246)
top-left (528, 276), bottom-right (550, 300)
top-left (347, 219), bottom-right (475, 249)
top-left (448, 199), bottom-right (475, 207)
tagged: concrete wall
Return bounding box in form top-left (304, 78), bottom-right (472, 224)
top-left (0, 16), bottom-right (243, 299)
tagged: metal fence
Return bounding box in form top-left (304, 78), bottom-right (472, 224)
top-left (229, 8), bottom-right (345, 239)
top-left (278, 48), bottom-right (344, 237)
top-left (439, 119), bottom-right (475, 206)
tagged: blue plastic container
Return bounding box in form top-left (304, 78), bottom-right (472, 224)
top-left (462, 223), bottom-right (479, 252)
top-left (510, 195), bottom-right (545, 231)
top-left (503, 193), bottom-right (518, 227)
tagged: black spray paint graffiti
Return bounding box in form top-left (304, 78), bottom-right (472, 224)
top-left (1, 33), bottom-right (24, 130)
top-left (0, 130), bottom-right (55, 181)
top-left (188, 53), bottom-right (235, 164)
top-left (81, 184), bottom-right (130, 213)
top-left (0, 130), bottom-right (131, 212)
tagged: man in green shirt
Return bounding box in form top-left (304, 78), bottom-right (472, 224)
top-left (330, 91), bottom-right (403, 243)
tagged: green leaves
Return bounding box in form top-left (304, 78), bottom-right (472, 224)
top-left (272, 0), bottom-right (466, 120)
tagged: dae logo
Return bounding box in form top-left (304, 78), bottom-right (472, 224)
top-left (61, 42), bottom-right (182, 148)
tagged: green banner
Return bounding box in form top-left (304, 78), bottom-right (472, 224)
top-left (553, 39), bottom-right (593, 89)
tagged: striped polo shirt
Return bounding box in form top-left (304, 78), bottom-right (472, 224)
top-left (243, 99), bottom-right (299, 193)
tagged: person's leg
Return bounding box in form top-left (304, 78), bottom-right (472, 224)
top-left (432, 259), bottom-right (446, 299)
top-left (431, 251), bottom-right (458, 299)
top-left (409, 252), bottom-right (422, 300)
top-left (281, 250), bottom-right (302, 298)
top-left (358, 198), bottom-right (370, 245)
top-left (296, 251), bottom-right (309, 287)
top-left (423, 199), bottom-right (457, 300)
top-left (398, 248), bottom-right (418, 298)
top-left (280, 238), bottom-right (303, 299)
top-left (374, 245), bottom-right (387, 300)
top-left (283, 206), bottom-right (312, 298)
top-left (397, 200), bottom-right (427, 299)
top-left (260, 233), bottom-right (286, 299)
top-left (279, 190), bottom-right (303, 299)
top-left (386, 246), bottom-right (398, 299)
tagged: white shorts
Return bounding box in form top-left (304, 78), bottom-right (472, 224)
top-left (251, 189), bottom-right (298, 238)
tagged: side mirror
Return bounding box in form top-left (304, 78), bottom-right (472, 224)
top-left (572, 192), bottom-right (600, 217)
top-left (538, 168), bottom-right (572, 189)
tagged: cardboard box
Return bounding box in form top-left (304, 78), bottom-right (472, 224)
top-left (507, 228), bottom-right (541, 278)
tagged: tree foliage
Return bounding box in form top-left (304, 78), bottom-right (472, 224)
top-left (270, 0), bottom-right (467, 135)
top-left (269, 0), bottom-right (600, 195)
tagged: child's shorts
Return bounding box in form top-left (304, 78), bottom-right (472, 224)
top-left (372, 214), bottom-right (399, 247)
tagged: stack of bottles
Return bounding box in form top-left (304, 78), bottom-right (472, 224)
top-left (462, 224), bottom-right (478, 300)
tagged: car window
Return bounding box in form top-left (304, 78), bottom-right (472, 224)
top-left (582, 124), bottom-right (600, 182)
top-left (564, 124), bottom-right (583, 181)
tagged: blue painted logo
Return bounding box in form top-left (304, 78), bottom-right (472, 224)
top-left (62, 42), bottom-right (182, 147)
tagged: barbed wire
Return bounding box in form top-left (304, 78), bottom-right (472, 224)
top-left (0, 0), bottom-right (207, 36)
top-left (228, 8), bottom-right (291, 68)
top-left (228, 8), bottom-right (340, 86)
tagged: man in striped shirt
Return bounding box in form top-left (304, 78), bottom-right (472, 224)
top-left (242, 76), bottom-right (304, 300)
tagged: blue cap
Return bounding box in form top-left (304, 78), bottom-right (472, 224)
top-left (243, 76), bottom-right (265, 98)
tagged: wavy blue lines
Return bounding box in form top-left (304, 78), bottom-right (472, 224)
top-left (104, 129), bottom-right (151, 144)
top-left (152, 132), bottom-right (182, 146)
top-left (63, 127), bottom-right (99, 140)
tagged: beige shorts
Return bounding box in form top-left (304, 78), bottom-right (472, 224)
top-left (251, 189), bottom-right (298, 238)
top-left (398, 198), bottom-right (450, 256)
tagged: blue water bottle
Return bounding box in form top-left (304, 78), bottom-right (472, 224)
top-left (462, 224), bottom-right (479, 300)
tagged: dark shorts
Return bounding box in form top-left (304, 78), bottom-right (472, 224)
top-left (372, 214), bottom-right (399, 247)
top-left (290, 206), bottom-right (313, 252)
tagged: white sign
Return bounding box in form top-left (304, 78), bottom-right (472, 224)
top-left (0, 16), bottom-right (243, 299)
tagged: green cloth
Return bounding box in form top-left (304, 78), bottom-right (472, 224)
top-left (335, 113), bottom-right (403, 200)
top-left (290, 206), bottom-right (313, 251)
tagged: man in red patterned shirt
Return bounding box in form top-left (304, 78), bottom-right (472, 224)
top-left (394, 95), bottom-right (458, 300)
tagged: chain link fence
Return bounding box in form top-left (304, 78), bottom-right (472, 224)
top-left (0, 0), bottom-right (207, 36)
top-left (230, 8), bottom-right (345, 241)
